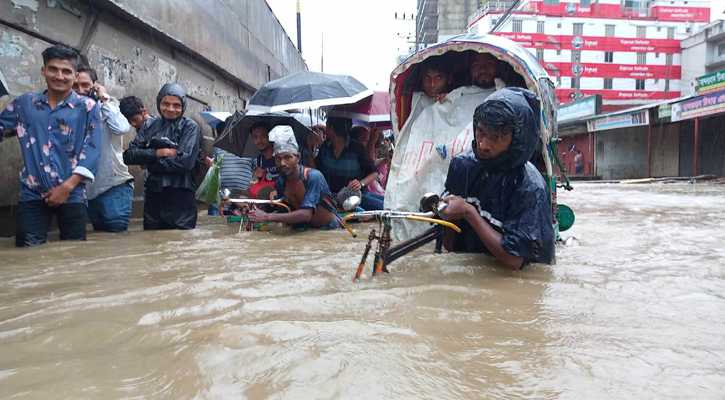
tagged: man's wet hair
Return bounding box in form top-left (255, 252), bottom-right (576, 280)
top-left (473, 101), bottom-right (514, 136)
top-left (326, 116), bottom-right (352, 139)
top-left (119, 96), bottom-right (146, 120)
top-left (76, 64), bottom-right (98, 82)
top-left (419, 56), bottom-right (451, 75)
top-left (41, 45), bottom-right (80, 70)
top-left (250, 121), bottom-right (271, 134)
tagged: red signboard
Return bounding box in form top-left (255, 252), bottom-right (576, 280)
top-left (651, 6), bottom-right (710, 22)
top-left (532, 0), bottom-right (709, 22)
top-left (469, 1), bottom-right (709, 27)
top-left (556, 89), bottom-right (681, 104)
top-left (543, 62), bottom-right (681, 79)
top-left (496, 32), bottom-right (681, 53)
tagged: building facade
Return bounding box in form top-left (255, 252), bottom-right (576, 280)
top-left (468, 0), bottom-right (711, 111)
top-left (681, 20), bottom-right (725, 95)
top-left (416, 0), bottom-right (479, 49)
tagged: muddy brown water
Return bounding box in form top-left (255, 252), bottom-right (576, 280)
top-left (1, 183), bottom-right (724, 399)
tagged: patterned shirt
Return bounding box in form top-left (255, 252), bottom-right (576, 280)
top-left (0, 90), bottom-right (102, 203)
top-left (315, 140), bottom-right (375, 193)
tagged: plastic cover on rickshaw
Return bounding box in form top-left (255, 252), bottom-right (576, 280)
top-left (384, 32), bottom-right (558, 241)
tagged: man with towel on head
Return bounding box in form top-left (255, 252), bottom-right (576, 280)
top-left (247, 126), bottom-right (340, 230)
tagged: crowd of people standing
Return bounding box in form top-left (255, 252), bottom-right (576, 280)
top-left (0, 44), bottom-right (393, 247)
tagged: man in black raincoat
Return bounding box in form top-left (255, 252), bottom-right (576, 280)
top-left (123, 83), bottom-right (201, 230)
top-left (440, 87), bottom-right (555, 269)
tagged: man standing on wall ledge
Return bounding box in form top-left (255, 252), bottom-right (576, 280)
top-left (0, 45), bottom-right (103, 247)
top-left (74, 64), bottom-right (135, 233)
top-left (123, 83), bottom-right (201, 230)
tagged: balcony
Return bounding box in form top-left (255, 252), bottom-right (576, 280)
top-left (468, 0), bottom-right (530, 26)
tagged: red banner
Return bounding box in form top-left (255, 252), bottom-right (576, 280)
top-left (543, 62), bottom-right (681, 79)
top-left (532, 1), bottom-right (709, 22)
top-left (495, 32), bottom-right (681, 53)
top-left (470, 1), bottom-right (709, 27)
top-left (651, 6), bottom-right (710, 22)
top-left (556, 89), bottom-right (681, 104)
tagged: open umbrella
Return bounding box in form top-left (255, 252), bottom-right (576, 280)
top-left (199, 111), bottom-right (232, 129)
top-left (213, 111), bottom-right (312, 158)
top-left (327, 91), bottom-right (390, 126)
top-left (247, 71), bottom-right (373, 113)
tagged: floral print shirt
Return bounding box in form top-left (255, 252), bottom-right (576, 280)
top-left (0, 90), bottom-right (102, 203)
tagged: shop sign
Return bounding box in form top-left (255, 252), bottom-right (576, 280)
top-left (658, 103), bottom-right (672, 119)
top-left (695, 70), bottom-right (725, 95)
top-left (671, 89), bottom-right (725, 122)
top-left (587, 109), bottom-right (649, 132)
top-left (558, 95), bottom-right (600, 124)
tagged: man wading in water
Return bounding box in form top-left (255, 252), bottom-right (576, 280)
top-left (247, 126), bottom-right (339, 230)
top-left (440, 87), bottom-right (555, 269)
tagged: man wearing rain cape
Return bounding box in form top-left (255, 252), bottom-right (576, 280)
top-left (439, 88), bottom-right (555, 269)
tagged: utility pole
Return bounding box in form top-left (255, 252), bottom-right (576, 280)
top-left (296, 0), bottom-right (302, 52)
top-left (320, 33), bottom-right (324, 72)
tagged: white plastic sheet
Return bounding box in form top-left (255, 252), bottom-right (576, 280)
top-left (384, 85), bottom-right (496, 240)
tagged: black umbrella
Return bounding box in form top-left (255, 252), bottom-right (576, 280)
top-left (213, 111), bottom-right (313, 158)
top-left (247, 71), bottom-right (373, 113)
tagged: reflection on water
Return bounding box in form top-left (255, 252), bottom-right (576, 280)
top-left (1, 183), bottom-right (724, 399)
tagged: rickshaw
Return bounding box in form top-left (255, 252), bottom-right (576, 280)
top-left (385, 31), bottom-right (564, 238)
top-left (347, 32), bottom-right (568, 280)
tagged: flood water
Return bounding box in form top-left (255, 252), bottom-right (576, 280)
top-left (1, 183), bottom-right (724, 399)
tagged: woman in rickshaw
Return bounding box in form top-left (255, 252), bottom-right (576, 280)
top-left (384, 32), bottom-right (560, 266)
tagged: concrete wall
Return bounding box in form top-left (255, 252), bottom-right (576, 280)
top-left (0, 0), bottom-right (306, 210)
top-left (595, 126), bottom-right (648, 179)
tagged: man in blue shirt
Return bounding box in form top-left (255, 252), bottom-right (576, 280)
top-left (248, 126), bottom-right (339, 229)
top-left (0, 45), bottom-right (102, 247)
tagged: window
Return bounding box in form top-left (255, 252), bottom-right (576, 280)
top-left (491, 18), bottom-right (498, 28)
top-left (571, 77), bottom-right (580, 89)
top-left (637, 26), bottom-right (646, 38)
top-left (665, 79), bottom-right (670, 92)
top-left (605, 24), bottom-right (615, 37)
top-left (544, 0), bottom-right (560, 4)
top-left (573, 23), bottom-right (584, 35)
top-left (536, 48), bottom-right (545, 61)
top-left (667, 27), bottom-right (675, 39)
top-left (605, 51), bottom-right (613, 63)
top-left (580, 0), bottom-right (591, 7)
top-left (637, 52), bottom-right (646, 64)
top-left (556, 49), bottom-right (561, 55)
top-left (718, 43), bottom-right (725, 56)
top-left (666, 54), bottom-right (673, 65)
top-left (513, 19), bottom-right (523, 32)
top-left (635, 79), bottom-right (645, 90)
top-left (604, 78), bottom-right (613, 89)
top-left (537, 20), bottom-right (545, 34)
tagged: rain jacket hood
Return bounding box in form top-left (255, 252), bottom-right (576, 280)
top-left (156, 83), bottom-right (187, 121)
top-left (474, 87), bottom-right (540, 172)
top-left (123, 84), bottom-right (201, 197)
